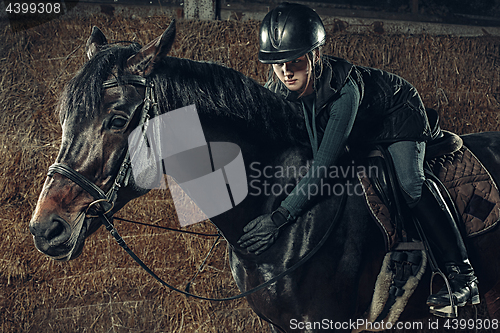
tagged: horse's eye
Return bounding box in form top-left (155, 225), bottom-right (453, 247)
top-left (110, 116), bottom-right (128, 129)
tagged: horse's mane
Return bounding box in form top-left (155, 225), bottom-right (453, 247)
top-left (151, 57), bottom-right (307, 146)
top-left (59, 42), bottom-right (307, 146)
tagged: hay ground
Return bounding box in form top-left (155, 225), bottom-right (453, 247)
top-left (0, 12), bottom-right (499, 333)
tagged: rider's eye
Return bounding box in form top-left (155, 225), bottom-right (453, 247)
top-left (110, 116), bottom-right (128, 129)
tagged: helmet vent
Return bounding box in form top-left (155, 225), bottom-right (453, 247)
top-left (274, 11), bottom-right (281, 42)
top-left (272, 11), bottom-right (282, 47)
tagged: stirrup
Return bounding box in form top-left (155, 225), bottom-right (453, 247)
top-left (412, 215), bottom-right (459, 318)
top-left (428, 271), bottom-right (458, 318)
top-left (427, 271), bottom-right (480, 318)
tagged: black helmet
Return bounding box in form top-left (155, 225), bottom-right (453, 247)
top-left (259, 2), bottom-right (326, 64)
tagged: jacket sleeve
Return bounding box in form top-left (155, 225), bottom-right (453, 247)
top-left (281, 77), bottom-right (361, 218)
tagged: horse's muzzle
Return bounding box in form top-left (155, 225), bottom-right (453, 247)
top-left (29, 213), bottom-right (84, 260)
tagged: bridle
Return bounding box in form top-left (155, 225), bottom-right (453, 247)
top-left (48, 74), bottom-right (152, 217)
top-left (46, 74), bottom-right (348, 301)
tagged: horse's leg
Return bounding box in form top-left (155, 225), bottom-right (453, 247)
top-left (228, 247), bottom-right (288, 332)
top-left (485, 281), bottom-right (500, 319)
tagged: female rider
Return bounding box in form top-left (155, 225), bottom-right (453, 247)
top-left (238, 2), bottom-right (479, 311)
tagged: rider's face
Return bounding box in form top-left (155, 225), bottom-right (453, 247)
top-left (272, 55), bottom-right (313, 96)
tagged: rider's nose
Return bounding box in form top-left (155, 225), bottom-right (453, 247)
top-left (282, 63), bottom-right (293, 76)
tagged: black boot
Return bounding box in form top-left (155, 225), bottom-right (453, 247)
top-left (412, 179), bottom-right (479, 308)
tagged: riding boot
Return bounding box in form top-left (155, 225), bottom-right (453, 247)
top-left (412, 179), bottom-right (480, 308)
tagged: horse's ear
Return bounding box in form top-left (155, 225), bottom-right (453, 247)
top-left (126, 19), bottom-right (176, 76)
top-left (86, 27), bottom-right (107, 60)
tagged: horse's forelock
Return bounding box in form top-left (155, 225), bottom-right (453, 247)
top-left (58, 44), bottom-right (141, 123)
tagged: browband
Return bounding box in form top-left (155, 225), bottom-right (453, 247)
top-left (102, 75), bottom-right (147, 89)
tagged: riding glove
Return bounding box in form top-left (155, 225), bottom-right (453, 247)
top-left (237, 206), bottom-right (294, 255)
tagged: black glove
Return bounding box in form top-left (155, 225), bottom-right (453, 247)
top-left (237, 206), bottom-right (294, 255)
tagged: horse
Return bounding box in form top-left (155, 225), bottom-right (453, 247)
top-left (28, 21), bottom-right (500, 332)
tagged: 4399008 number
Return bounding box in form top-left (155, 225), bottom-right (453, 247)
top-left (5, 2), bottom-right (61, 15)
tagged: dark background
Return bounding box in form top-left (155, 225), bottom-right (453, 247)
top-left (61, 0), bottom-right (500, 19)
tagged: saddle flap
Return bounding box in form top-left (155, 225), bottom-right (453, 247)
top-left (357, 150), bottom-right (402, 250)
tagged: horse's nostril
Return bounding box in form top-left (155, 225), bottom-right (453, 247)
top-left (45, 219), bottom-right (66, 243)
top-left (30, 214), bottom-right (71, 247)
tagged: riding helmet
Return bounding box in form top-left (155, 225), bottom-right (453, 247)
top-left (258, 2), bottom-right (326, 64)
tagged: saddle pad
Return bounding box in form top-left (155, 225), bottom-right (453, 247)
top-left (353, 250), bottom-right (427, 333)
top-left (428, 146), bottom-right (500, 237)
top-left (358, 145), bottom-right (500, 249)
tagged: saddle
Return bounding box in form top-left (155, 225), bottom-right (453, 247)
top-left (353, 109), bottom-right (500, 327)
top-left (357, 109), bottom-right (500, 249)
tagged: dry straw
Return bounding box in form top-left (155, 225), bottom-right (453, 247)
top-left (0, 13), bottom-right (498, 333)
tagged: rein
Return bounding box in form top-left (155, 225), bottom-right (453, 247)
top-left (102, 192), bottom-right (346, 301)
top-left (113, 216), bottom-right (219, 237)
top-left (47, 74), bottom-right (348, 301)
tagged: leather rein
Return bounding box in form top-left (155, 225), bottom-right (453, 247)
top-left (46, 74), bottom-right (347, 301)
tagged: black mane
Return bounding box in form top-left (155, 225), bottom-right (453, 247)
top-left (59, 42), bottom-right (307, 147)
top-left (150, 57), bottom-right (307, 146)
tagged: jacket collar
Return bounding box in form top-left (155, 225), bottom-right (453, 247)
top-left (312, 56), bottom-right (354, 114)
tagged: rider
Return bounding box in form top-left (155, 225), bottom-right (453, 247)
top-left (238, 2), bottom-right (479, 310)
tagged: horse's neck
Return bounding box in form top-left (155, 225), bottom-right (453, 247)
top-left (210, 146), bottom-right (311, 245)
top-left (153, 58), bottom-right (310, 242)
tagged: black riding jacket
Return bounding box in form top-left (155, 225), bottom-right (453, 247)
top-left (265, 55), bottom-right (432, 218)
top-left (266, 55), bottom-right (432, 148)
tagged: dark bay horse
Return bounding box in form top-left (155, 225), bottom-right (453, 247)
top-left (29, 22), bottom-right (500, 332)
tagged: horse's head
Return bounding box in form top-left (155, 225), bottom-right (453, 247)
top-left (29, 22), bottom-right (176, 261)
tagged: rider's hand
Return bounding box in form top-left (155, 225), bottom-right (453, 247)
top-left (237, 206), bottom-right (293, 255)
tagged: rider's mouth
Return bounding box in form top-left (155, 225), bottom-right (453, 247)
top-left (285, 79), bottom-right (297, 85)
